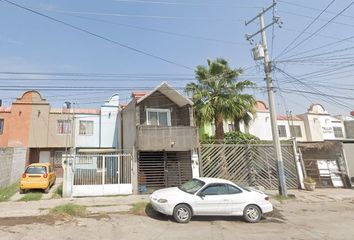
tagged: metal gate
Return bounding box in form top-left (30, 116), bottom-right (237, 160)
top-left (72, 154), bottom-right (132, 197)
top-left (138, 151), bottom-right (192, 192)
top-left (200, 144), bottom-right (299, 190)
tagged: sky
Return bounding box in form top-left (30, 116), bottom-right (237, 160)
top-left (0, 0), bottom-right (354, 116)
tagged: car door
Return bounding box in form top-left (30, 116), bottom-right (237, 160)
top-left (193, 184), bottom-right (230, 215)
top-left (226, 184), bottom-right (248, 215)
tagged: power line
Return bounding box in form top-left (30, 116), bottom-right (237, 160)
top-left (60, 13), bottom-right (247, 46)
top-left (278, 1), bottom-right (354, 58)
top-left (1, 0), bottom-right (194, 71)
top-left (276, 68), bottom-right (354, 110)
top-left (276, 0), bottom-right (335, 59)
top-left (280, 10), bottom-right (354, 29)
top-left (113, 0), bottom-right (262, 8)
top-left (45, 9), bottom-right (243, 22)
top-left (278, 0), bottom-right (354, 20)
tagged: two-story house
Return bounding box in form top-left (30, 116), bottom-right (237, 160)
top-left (277, 115), bottom-right (307, 142)
top-left (122, 82), bottom-right (199, 193)
top-left (74, 94), bottom-right (121, 153)
top-left (300, 104), bottom-right (346, 141)
top-left (0, 91), bottom-right (122, 177)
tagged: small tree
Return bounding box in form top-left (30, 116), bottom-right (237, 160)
top-left (186, 58), bottom-right (256, 141)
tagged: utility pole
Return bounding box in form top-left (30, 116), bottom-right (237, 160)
top-left (245, 1), bottom-right (287, 196)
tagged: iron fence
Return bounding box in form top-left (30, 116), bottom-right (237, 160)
top-left (200, 144), bottom-right (299, 189)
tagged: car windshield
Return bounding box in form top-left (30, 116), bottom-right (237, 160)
top-left (25, 166), bottom-right (47, 174)
top-left (178, 179), bottom-right (205, 194)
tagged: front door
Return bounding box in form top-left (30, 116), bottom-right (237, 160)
top-left (194, 184), bottom-right (230, 215)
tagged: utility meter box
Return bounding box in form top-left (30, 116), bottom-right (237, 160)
top-left (252, 45), bottom-right (265, 60)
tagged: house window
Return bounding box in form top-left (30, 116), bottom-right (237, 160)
top-left (146, 108), bottom-right (171, 126)
top-left (278, 125), bottom-right (287, 138)
top-left (0, 119), bottom-right (4, 135)
top-left (333, 127), bottom-right (344, 138)
top-left (290, 126), bottom-right (302, 138)
top-left (57, 120), bottom-right (71, 134)
top-left (79, 121), bottom-right (94, 135)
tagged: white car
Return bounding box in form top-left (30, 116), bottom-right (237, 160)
top-left (150, 177), bottom-right (273, 223)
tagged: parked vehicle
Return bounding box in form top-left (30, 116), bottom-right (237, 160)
top-left (20, 163), bottom-right (56, 194)
top-left (150, 177), bottom-right (273, 223)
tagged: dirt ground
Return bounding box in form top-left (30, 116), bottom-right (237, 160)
top-left (0, 199), bottom-right (353, 240)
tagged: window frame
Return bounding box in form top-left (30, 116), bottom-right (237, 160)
top-left (0, 119), bottom-right (4, 135)
top-left (146, 108), bottom-right (171, 126)
top-left (79, 120), bottom-right (94, 136)
top-left (278, 125), bottom-right (287, 138)
top-left (333, 126), bottom-right (344, 138)
top-left (290, 125), bottom-right (303, 138)
top-left (56, 119), bottom-right (72, 135)
top-left (226, 184), bottom-right (243, 194)
top-left (201, 183), bottom-right (229, 196)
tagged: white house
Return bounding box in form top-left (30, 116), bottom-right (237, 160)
top-left (100, 94), bottom-right (121, 148)
top-left (242, 101), bottom-right (273, 141)
top-left (277, 115), bottom-right (307, 142)
top-left (300, 104), bottom-right (346, 141)
top-left (74, 109), bottom-right (100, 149)
top-left (74, 94), bottom-right (121, 152)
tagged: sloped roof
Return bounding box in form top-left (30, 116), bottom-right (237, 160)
top-left (277, 115), bottom-right (303, 121)
top-left (136, 82), bottom-right (193, 107)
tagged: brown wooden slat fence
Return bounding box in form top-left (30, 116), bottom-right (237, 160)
top-left (200, 144), bottom-right (299, 190)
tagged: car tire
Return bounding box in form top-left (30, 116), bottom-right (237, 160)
top-left (44, 185), bottom-right (50, 193)
top-left (243, 204), bottom-right (262, 223)
top-left (173, 204), bottom-right (192, 224)
top-left (19, 189), bottom-right (25, 194)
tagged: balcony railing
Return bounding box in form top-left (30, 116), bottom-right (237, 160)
top-left (136, 125), bottom-right (199, 151)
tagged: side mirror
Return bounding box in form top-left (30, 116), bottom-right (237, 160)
top-left (197, 192), bottom-right (205, 198)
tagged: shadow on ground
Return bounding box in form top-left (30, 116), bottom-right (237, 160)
top-left (144, 204), bottom-right (285, 224)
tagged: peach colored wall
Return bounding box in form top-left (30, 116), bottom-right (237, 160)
top-left (0, 111), bottom-right (11, 147)
top-left (7, 103), bottom-right (32, 147)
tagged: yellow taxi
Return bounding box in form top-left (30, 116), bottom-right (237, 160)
top-left (20, 163), bottom-right (56, 194)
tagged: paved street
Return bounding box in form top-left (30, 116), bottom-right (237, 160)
top-left (0, 189), bottom-right (353, 240)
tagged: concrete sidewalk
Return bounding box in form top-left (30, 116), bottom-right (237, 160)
top-left (0, 194), bottom-right (149, 218)
top-left (266, 188), bottom-right (354, 203)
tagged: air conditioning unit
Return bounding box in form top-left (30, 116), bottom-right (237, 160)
top-left (252, 45), bottom-right (265, 60)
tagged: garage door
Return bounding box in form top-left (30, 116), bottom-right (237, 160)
top-left (138, 151), bottom-right (192, 193)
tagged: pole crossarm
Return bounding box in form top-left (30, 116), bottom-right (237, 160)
top-left (245, 2), bottom-right (277, 26)
top-left (246, 20), bottom-right (278, 41)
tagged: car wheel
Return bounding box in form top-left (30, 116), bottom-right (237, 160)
top-left (44, 186), bottom-right (50, 193)
top-left (19, 189), bottom-right (25, 194)
top-left (173, 204), bottom-right (192, 223)
top-left (243, 204), bottom-right (262, 223)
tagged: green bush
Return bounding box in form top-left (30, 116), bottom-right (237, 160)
top-left (200, 131), bottom-right (260, 144)
top-left (224, 131), bottom-right (260, 144)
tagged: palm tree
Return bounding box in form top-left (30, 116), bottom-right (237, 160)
top-left (186, 58), bottom-right (256, 141)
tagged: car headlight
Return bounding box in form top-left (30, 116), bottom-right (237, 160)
top-left (157, 199), bottom-right (168, 203)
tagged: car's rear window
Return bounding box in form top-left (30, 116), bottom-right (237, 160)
top-left (25, 166), bottom-right (47, 174)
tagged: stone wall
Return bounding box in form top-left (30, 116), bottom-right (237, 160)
top-left (0, 147), bottom-right (27, 188)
